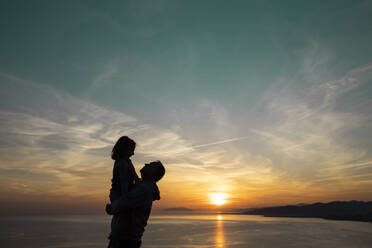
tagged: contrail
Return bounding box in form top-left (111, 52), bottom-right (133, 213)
top-left (191, 136), bottom-right (250, 148)
top-left (154, 136), bottom-right (251, 157)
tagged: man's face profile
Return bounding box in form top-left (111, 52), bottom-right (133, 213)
top-left (140, 162), bottom-right (164, 181)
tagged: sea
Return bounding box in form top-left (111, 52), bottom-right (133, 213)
top-left (1, 214), bottom-right (371, 248)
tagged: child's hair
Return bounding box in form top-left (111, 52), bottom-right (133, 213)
top-left (150, 161), bottom-right (165, 182)
top-left (111, 136), bottom-right (136, 160)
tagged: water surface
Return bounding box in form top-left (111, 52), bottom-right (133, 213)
top-left (1, 214), bottom-right (371, 247)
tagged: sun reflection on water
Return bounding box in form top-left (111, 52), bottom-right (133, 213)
top-left (215, 215), bottom-right (225, 248)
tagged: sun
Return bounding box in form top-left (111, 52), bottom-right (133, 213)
top-left (209, 193), bottom-right (228, 206)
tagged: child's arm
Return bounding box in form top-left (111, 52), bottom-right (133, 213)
top-left (128, 159), bottom-right (141, 184)
top-left (106, 161), bottom-right (129, 216)
top-left (117, 159), bottom-right (131, 198)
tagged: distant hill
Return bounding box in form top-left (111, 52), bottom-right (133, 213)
top-left (245, 200), bottom-right (372, 223)
top-left (164, 207), bottom-right (194, 212)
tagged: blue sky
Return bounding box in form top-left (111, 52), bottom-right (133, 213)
top-left (0, 0), bottom-right (372, 213)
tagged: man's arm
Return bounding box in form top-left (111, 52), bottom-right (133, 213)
top-left (106, 184), bottom-right (151, 214)
top-left (106, 196), bottom-right (130, 215)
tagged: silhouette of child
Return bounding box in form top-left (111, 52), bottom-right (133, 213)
top-left (107, 136), bottom-right (141, 212)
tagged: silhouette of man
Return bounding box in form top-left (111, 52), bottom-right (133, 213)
top-left (106, 161), bottom-right (165, 248)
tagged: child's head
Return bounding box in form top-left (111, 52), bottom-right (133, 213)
top-left (111, 136), bottom-right (136, 160)
top-left (140, 161), bottom-right (165, 182)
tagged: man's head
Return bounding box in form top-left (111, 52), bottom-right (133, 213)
top-left (140, 161), bottom-right (165, 182)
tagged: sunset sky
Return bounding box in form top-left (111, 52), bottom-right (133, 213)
top-left (1, 0), bottom-right (372, 214)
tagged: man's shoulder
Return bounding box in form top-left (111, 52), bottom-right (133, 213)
top-left (141, 181), bottom-right (158, 192)
top-left (132, 182), bottom-right (154, 194)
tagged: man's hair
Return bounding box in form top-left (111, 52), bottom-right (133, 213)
top-left (111, 136), bottom-right (136, 160)
top-left (150, 161), bottom-right (165, 182)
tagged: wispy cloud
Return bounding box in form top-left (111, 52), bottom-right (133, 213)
top-left (0, 72), bottom-right (272, 210)
top-left (0, 73), bottom-right (233, 205)
top-left (1, 44), bottom-right (372, 211)
top-left (0, 73), bottom-right (177, 192)
top-left (192, 136), bottom-right (251, 148)
top-left (90, 60), bottom-right (119, 89)
top-left (151, 43), bottom-right (372, 206)
top-left (247, 61), bottom-right (372, 188)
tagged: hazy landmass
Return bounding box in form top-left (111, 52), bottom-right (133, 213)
top-left (244, 200), bottom-right (372, 223)
top-left (164, 207), bottom-right (194, 212)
